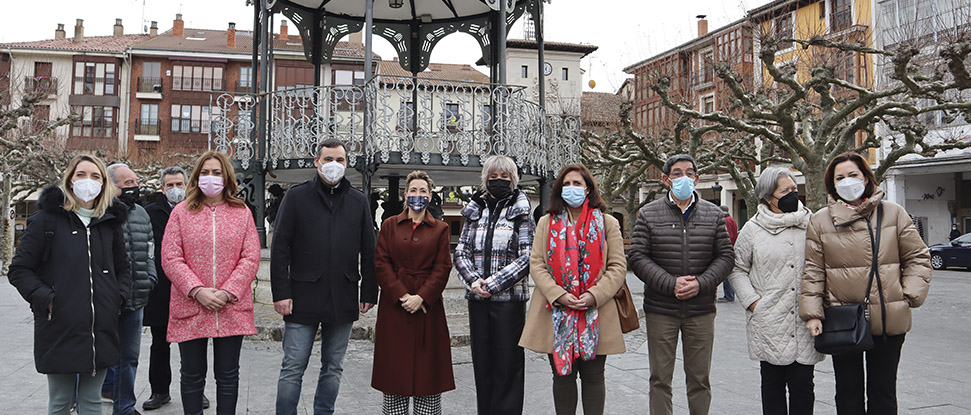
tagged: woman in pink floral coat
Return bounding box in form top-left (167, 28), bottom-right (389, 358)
top-left (161, 151), bottom-right (260, 415)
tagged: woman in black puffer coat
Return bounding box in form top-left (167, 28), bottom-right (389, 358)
top-left (9, 154), bottom-right (131, 415)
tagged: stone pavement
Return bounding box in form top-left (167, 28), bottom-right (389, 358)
top-left (2, 270), bottom-right (970, 414)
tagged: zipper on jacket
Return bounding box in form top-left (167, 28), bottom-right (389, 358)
top-left (86, 227), bottom-right (97, 375)
top-left (211, 207), bottom-right (218, 333)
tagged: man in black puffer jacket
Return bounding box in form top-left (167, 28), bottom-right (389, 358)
top-left (628, 154), bottom-right (734, 415)
top-left (102, 163), bottom-right (157, 415)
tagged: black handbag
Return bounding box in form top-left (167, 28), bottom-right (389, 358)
top-left (814, 203), bottom-right (886, 355)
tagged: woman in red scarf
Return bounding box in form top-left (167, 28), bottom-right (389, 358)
top-left (519, 164), bottom-right (628, 415)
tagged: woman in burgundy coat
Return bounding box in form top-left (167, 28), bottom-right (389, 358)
top-left (372, 170), bottom-right (455, 414)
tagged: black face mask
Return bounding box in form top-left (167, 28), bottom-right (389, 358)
top-left (487, 179), bottom-right (512, 200)
top-left (120, 186), bottom-right (140, 206)
top-left (777, 191), bottom-right (799, 213)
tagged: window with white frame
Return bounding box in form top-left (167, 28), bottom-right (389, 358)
top-left (170, 104), bottom-right (210, 133)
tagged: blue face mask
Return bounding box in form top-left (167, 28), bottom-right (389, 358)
top-left (561, 186), bottom-right (587, 208)
top-left (406, 195), bottom-right (429, 212)
top-left (670, 176), bottom-right (695, 201)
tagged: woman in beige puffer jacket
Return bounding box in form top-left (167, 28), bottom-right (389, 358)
top-left (800, 152), bottom-right (931, 415)
top-left (729, 167), bottom-right (823, 415)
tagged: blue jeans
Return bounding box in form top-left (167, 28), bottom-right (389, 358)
top-left (102, 308), bottom-right (144, 415)
top-left (276, 321), bottom-right (354, 415)
top-left (721, 279), bottom-right (735, 301)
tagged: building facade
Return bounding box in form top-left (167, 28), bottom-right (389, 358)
top-left (875, 0), bottom-right (971, 244)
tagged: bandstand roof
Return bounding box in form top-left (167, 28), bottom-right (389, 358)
top-left (269, 0), bottom-right (529, 73)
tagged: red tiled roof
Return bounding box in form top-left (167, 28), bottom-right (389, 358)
top-left (0, 34), bottom-right (150, 53)
top-left (581, 91), bottom-right (627, 125)
top-left (378, 60), bottom-right (490, 84)
top-left (506, 39), bottom-right (599, 56)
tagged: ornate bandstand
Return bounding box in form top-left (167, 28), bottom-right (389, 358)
top-left (210, 0), bottom-right (579, 245)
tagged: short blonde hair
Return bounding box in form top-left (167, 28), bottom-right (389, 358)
top-left (480, 155), bottom-right (519, 190)
top-left (60, 154), bottom-right (117, 218)
top-left (405, 170), bottom-right (434, 191)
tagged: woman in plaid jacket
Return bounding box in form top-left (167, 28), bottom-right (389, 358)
top-left (453, 155), bottom-right (536, 414)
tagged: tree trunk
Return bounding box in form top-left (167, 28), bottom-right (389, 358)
top-left (742, 193), bottom-right (759, 222)
top-left (1, 170), bottom-right (13, 275)
top-left (803, 162), bottom-right (830, 212)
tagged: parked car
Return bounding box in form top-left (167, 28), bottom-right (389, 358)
top-left (929, 233), bottom-right (971, 270)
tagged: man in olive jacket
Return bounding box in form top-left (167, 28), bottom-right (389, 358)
top-left (271, 139), bottom-right (378, 415)
top-left (103, 163), bottom-right (157, 415)
top-left (628, 154), bottom-right (734, 415)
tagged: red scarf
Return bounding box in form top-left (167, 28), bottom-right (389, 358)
top-left (546, 201), bottom-right (605, 375)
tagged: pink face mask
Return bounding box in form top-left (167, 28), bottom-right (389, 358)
top-left (198, 175), bottom-right (224, 198)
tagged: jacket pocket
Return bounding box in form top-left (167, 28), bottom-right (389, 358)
top-left (345, 272), bottom-right (361, 282)
top-left (170, 303), bottom-right (201, 319)
top-left (291, 272), bottom-right (321, 283)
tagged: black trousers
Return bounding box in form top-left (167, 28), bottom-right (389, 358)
top-left (760, 361), bottom-right (815, 415)
top-left (148, 325), bottom-right (172, 395)
top-left (831, 334), bottom-right (906, 415)
top-left (547, 354), bottom-right (606, 415)
top-left (178, 336), bottom-right (244, 415)
top-left (468, 300), bottom-right (526, 415)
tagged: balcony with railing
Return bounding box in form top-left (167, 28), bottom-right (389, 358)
top-left (173, 77), bottom-right (225, 92)
top-left (831, 8), bottom-right (853, 33)
top-left (210, 74), bottom-right (579, 175)
top-left (137, 77), bottom-right (163, 93)
top-left (134, 118), bottom-right (160, 140)
top-left (24, 76), bottom-right (58, 97)
top-left (234, 80), bottom-right (254, 93)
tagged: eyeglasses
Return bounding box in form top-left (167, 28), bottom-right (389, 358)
top-left (668, 171), bottom-right (696, 179)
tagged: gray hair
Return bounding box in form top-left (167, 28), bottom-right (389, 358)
top-left (756, 166), bottom-right (798, 205)
top-left (480, 155), bottom-right (519, 190)
top-left (720, 205), bottom-right (729, 213)
top-left (159, 166), bottom-right (188, 184)
top-left (662, 154), bottom-right (697, 175)
top-left (106, 163), bottom-right (130, 185)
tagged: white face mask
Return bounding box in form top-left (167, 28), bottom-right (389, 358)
top-left (835, 177), bottom-right (866, 202)
top-left (72, 178), bottom-right (103, 203)
top-left (165, 187), bottom-right (186, 204)
top-left (319, 161), bottom-right (345, 184)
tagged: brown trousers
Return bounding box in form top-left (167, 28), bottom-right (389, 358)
top-left (645, 311), bottom-right (716, 415)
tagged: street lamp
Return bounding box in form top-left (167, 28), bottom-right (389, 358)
top-left (711, 182), bottom-right (723, 206)
top-left (389, 0), bottom-right (403, 8)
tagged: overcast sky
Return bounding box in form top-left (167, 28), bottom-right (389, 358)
top-left (0, 0), bottom-right (774, 93)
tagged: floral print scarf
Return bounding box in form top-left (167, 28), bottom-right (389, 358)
top-left (547, 201), bottom-right (605, 375)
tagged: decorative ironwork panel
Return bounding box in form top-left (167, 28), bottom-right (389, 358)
top-left (210, 75), bottom-right (579, 178)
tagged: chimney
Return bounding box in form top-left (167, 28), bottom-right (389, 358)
top-left (697, 15), bottom-right (708, 37)
top-left (149, 21), bottom-right (158, 37)
top-left (55, 23), bottom-right (65, 39)
top-left (114, 18), bottom-right (124, 36)
top-left (349, 30), bottom-right (362, 45)
top-left (73, 19), bottom-right (84, 43)
top-left (173, 13), bottom-right (184, 38)
top-left (279, 20), bottom-right (288, 40)
top-left (227, 22), bottom-right (236, 48)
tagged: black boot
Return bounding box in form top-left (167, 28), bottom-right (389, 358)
top-left (142, 393), bottom-right (171, 410)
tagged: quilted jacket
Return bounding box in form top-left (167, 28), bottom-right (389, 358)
top-left (628, 192), bottom-right (735, 317)
top-left (800, 188), bottom-right (932, 336)
top-left (729, 203), bottom-right (823, 366)
top-left (453, 189), bottom-right (535, 302)
top-left (121, 203), bottom-right (157, 311)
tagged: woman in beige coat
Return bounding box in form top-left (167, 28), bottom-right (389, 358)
top-left (519, 163), bottom-right (627, 415)
top-left (800, 152), bottom-right (931, 415)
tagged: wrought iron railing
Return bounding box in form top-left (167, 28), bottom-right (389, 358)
top-left (137, 77), bottom-right (163, 93)
top-left (135, 118), bottom-right (160, 135)
top-left (832, 8), bottom-right (853, 32)
top-left (25, 76), bottom-right (58, 96)
top-left (210, 74), bottom-right (579, 174)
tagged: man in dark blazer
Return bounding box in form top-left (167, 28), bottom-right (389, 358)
top-left (272, 139), bottom-right (378, 415)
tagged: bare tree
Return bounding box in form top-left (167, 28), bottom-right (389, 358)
top-left (1, 79), bottom-right (78, 272)
top-left (650, 11), bottom-right (971, 211)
